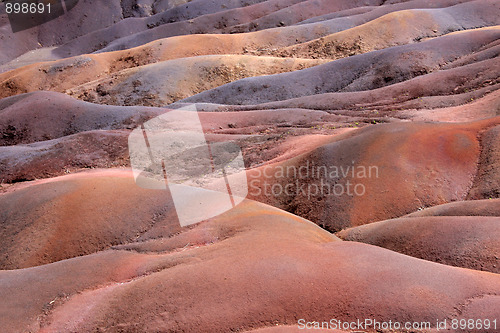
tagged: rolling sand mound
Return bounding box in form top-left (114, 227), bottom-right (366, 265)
top-left (94, 0), bottom-right (478, 54)
top-left (0, 54), bottom-right (325, 101)
top-left (338, 216), bottom-right (500, 273)
top-left (0, 91), bottom-right (164, 145)
top-left (278, 0), bottom-right (500, 59)
top-left (0, 130), bottom-right (131, 183)
top-left (468, 124), bottom-right (500, 199)
top-left (246, 117), bottom-right (500, 230)
top-left (298, 0), bottom-right (472, 24)
top-left (0, 169), bottom-right (180, 270)
top-left (224, 0), bottom-right (393, 32)
top-left (3, 115), bottom-right (498, 230)
top-left (5, 9), bottom-right (496, 102)
top-left (179, 27), bottom-right (500, 105)
top-left (0, 0), bottom-right (276, 64)
top-left (400, 87), bottom-right (500, 122)
top-left (0, 0), bottom-right (126, 65)
top-left (148, 0), bottom-right (270, 20)
top-left (1, 1), bottom-right (500, 331)
top-left (404, 198), bottom-right (500, 217)
top-left (0, 192), bottom-right (499, 332)
top-left (14, 0), bottom-right (469, 70)
top-left (0, 115), bottom-right (343, 183)
top-left (195, 56), bottom-right (499, 122)
top-left (1, 0), bottom-right (484, 72)
top-left (65, 55), bottom-right (327, 106)
top-left (50, 0), bottom-right (305, 60)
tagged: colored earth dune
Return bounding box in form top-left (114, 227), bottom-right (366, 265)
top-left (0, 0), bottom-right (499, 332)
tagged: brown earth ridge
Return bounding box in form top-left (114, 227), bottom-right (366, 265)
top-left (0, 0), bottom-right (499, 332)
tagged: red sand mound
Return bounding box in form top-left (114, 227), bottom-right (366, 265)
top-left (4, 2), bottom-right (489, 95)
top-left (1, 193), bottom-right (499, 332)
top-left (400, 88), bottom-right (500, 123)
top-left (0, 53), bottom-right (325, 101)
top-left (0, 0), bottom-right (278, 65)
top-left (404, 198), bottom-right (500, 217)
top-left (468, 124), bottom-right (500, 199)
top-left (31, 205), bottom-right (500, 332)
top-left (56, 0), bottom-right (306, 59)
top-left (278, 0), bottom-right (500, 59)
top-left (94, 0), bottom-right (477, 54)
top-left (207, 57), bottom-right (499, 123)
top-left (246, 117), bottom-right (500, 230)
top-left (0, 169), bottom-right (180, 270)
top-left (0, 130), bottom-right (131, 183)
top-left (337, 216), bottom-right (500, 273)
top-left (65, 55), bottom-right (326, 106)
top-left (0, 91), bottom-right (164, 146)
top-left (0, 102), bottom-right (352, 183)
top-left (1, 1), bottom-right (499, 332)
top-left (179, 27), bottom-right (500, 105)
top-left (224, 0), bottom-right (393, 32)
top-left (429, 295), bottom-right (500, 332)
top-left (0, 0), bottom-right (125, 65)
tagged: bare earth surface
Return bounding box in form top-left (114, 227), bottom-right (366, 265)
top-left (0, 0), bottom-right (499, 332)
